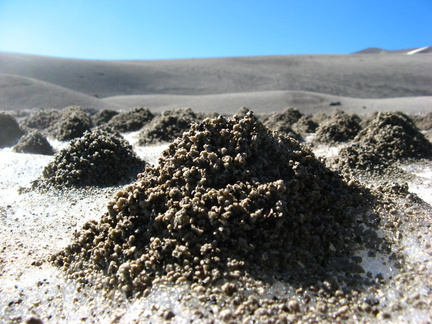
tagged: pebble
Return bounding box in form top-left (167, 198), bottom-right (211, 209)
top-left (287, 300), bottom-right (300, 313)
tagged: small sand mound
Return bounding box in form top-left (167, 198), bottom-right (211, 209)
top-left (54, 112), bottom-right (366, 296)
top-left (20, 109), bottom-right (61, 132)
top-left (107, 107), bottom-right (154, 132)
top-left (138, 108), bottom-right (200, 145)
top-left (51, 106), bottom-right (93, 141)
top-left (42, 128), bottom-right (145, 187)
top-left (337, 111), bottom-right (432, 172)
top-left (0, 113), bottom-right (24, 148)
top-left (263, 108), bottom-right (302, 140)
top-left (314, 110), bottom-right (361, 144)
top-left (264, 107), bottom-right (303, 127)
top-left (233, 106), bottom-right (251, 118)
top-left (293, 115), bottom-right (319, 134)
top-left (92, 109), bottom-right (119, 127)
top-left (13, 131), bottom-right (54, 155)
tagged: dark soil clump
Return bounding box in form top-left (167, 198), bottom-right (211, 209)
top-left (292, 115), bottom-right (319, 134)
top-left (314, 110), bottom-right (361, 144)
top-left (337, 111), bottom-right (432, 172)
top-left (263, 107), bottom-right (302, 130)
top-left (0, 113), bottom-right (25, 148)
top-left (54, 112), bottom-right (370, 296)
top-left (265, 107), bottom-right (303, 127)
top-left (138, 108), bottom-right (199, 145)
top-left (20, 109), bottom-right (61, 132)
top-left (107, 107), bottom-right (154, 132)
top-left (51, 106), bottom-right (93, 141)
top-left (263, 108), bottom-right (303, 140)
top-left (233, 107), bottom-right (251, 118)
top-left (42, 128), bottom-right (145, 187)
top-left (13, 131), bottom-right (54, 155)
top-left (92, 109), bottom-right (119, 127)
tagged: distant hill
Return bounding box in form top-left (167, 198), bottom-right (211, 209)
top-left (354, 46), bottom-right (432, 55)
top-left (0, 50), bottom-right (431, 112)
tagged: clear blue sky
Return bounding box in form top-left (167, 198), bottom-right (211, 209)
top-left (0, 0), bottom-right (430, 60)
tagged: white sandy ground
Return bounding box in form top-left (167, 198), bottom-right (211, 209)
top-left (0, 134), bottom-right (431, 323)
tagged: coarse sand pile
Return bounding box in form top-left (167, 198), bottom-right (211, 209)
top-left (263, 107), bottom-right (303, 140)
top-left (92, 109), bottom-right (119, 127)
top-left (53, 112), bottom-right (375, 300)
top-left (51, 105), bottom-right (93, 141)
top-left (20, 108), bottom-right (61, 133)
top-left (106, 107), bottom-right (155, 133)
top-left (0, 112), bottom-right (24, 148)
top-left (138, 108), bottom-right (200, 145)
top-left (314, 110), bottom-right (362, 144)
top-left (41, 128), bottom-right (145, 187)
top-left (337, 111), bottom-right (432, 172)
top-left (12, 131), bottom-right (54, 155)
top-left (292, 115), bottom-right (319, 135)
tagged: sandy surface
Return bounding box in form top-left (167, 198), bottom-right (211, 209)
top-left (0, 129), bottom-right (431, 323)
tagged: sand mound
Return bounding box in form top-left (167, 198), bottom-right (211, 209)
top-left (13, 131), bottom-right (54, 155)
top-left (54, 111), bottom-right (368, 296)
top-left (314, 110), bottom-right (361, 144)
top-left (0, 113), bottom-right (24, 148)
top-left (106, 107), bottom-right (154, 133)
top-left (138, 108), bottom-right (200, 145)
top-left (51, 106), bottom-right (93, 141)
top-left (20, 109), bottom-right (61, 132)
top-left (337, 112), bottom-right (432, 172)
top-left (42, 128), bottom-right (145, 187)
top-left (263, 108), bottom-right (303, 140)
top-left (92, 109), bottom-right (119, 127)
top-left (265, 107), bottom-right (303, 127)
top-left (292, 115), bottom-right (319, 134)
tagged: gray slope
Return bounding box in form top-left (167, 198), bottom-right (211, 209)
top-left (102, 91), bottom-right (432, 115)
top-left (0, 73), bottom-right (125, 110)
top-left (1, 52), bottom-right (431, 99)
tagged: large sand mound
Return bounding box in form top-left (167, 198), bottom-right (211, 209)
top-left (54, 112), bottom-right (369, 297)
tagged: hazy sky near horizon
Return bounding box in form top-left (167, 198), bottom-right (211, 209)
top-left (0, 0), bottom-right (430, 60)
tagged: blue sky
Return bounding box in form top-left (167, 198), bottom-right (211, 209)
top-left (0, 0), bottom-right (430, 60)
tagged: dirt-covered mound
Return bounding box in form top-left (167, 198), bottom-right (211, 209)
top-left (292, 115), bottom-right (319, 134)
top-left (0, 113), bottom-right (24, 148)
top-left (42, 128), bottom-right (145, 187)
top-left (51, 106), bottom-right (93, 141)
top-left (54, 112), bottom-right (367, 296)
top-left (337, 111), bottom-right (432, 172)
top-left (92, 109), bottom-right (119, 127)
top-left (314, 110), bottom-right (361, 144)
top-left (13, 131), bottom-right (54, 155)
top-left (263, 107), bottom-right (302, 140)
top-left (264, 107), bottom-right (303, 127)
top-left (20, 109), bottom-right (61, 132)
top-left (106, 107), bottom-right (154, 132)
top-left (138, 108), bottom-right (200, 145)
